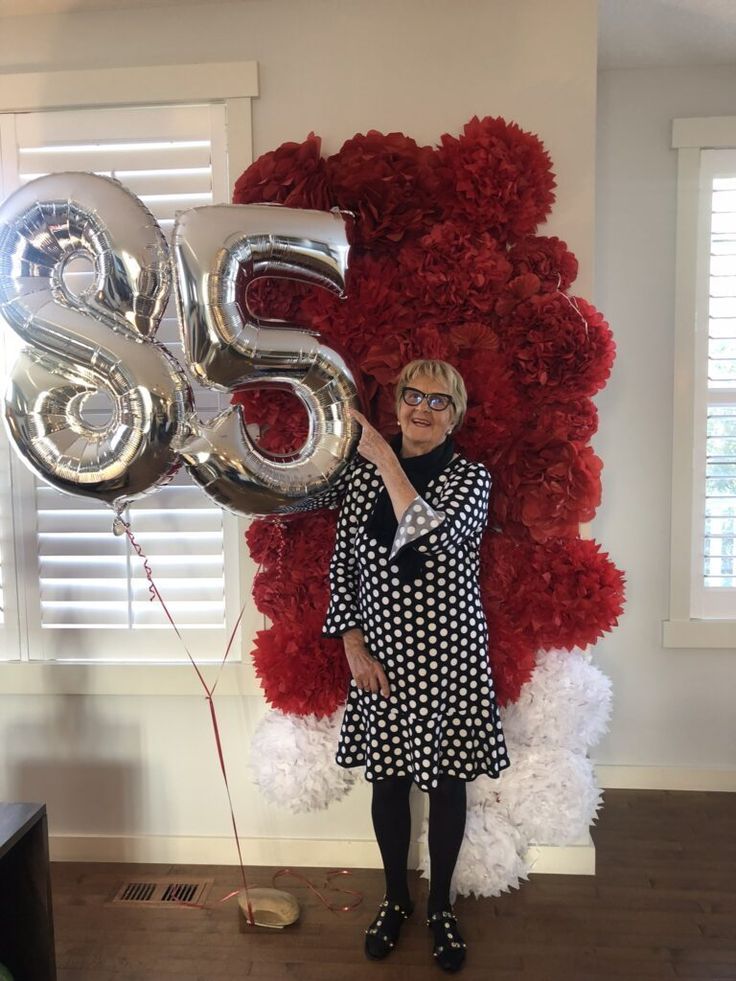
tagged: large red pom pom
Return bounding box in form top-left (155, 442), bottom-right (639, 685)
top-left (301, 250), bottom-right (415, 362)
top-left (251, 615), bottom-right (351, 718)
top-left (451, 354), bottom-right (526, 466)
top-left (437, 116), bottom-right (556, 242)
top-left (326, 131), bottom-right (439, 247)
top-left (240, 274), bottom-right (315, 324)
top-left (528, 399), bottom-right (599, 445)
top-left (233, 132), bottom-right (332, 210)
top-left (483, 609), bottom-right (538, 707)
top-left (231, 388), bottom-right (308, 456)
top-left (398, 222), bottom-right (512, 320)
top-left (250, 513), bottom-right (336, 622)
top-left (507, 236), bottom-right (578, 294)
top-left (492, 438), bottom-right (603, 541)
top-left (482, 534), bottom-right (626, 652)
top-left (499, 293), bottom-right (616, 402)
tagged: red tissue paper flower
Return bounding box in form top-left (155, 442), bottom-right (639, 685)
top-left (250, 513), bottom-right (336, 623)
top-left (301, 249), bottom-right (416, 364)
top-left (482, 533), bottom-right (626, 653)
top-left (451, 355), bottom-right (527, 466)
top-left (326, 130), bottom-right (439, 247)
top-left (506, 236), bottom-right (578, 294)
top-left (231, 388), bottom-right (308, 456)
top-left (232, 132), bottom-right (332, 211)
top-left (361, 322), bottom-right (451, 390)
top-left (500, 293), bottom-right (615, 402)
top-left (524, 399), bottom-right (599, 446)
top-left (482, 607), bottom-right (538, 708)
top-left (246, 512), bottom-right (336, 584)
top-left (437, 116), bottom-right (556, 242)
top-left (494, 272), bottom-right (543, 318)
top-left (239, 273), bottom-right (315, 324)
top-left (251, 615), bottom-right (351, 718)
top-left (244, 516), bottom-right (288, 568)
top-left (492, 438), bottom-right (603, 542)
top-left (398, 222), bottom-right (512, 320)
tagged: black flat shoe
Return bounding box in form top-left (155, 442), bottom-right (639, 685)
top-left (427, 909), bottom-right (467, 972)
top-left (364, 896), bottom-right (414, 959)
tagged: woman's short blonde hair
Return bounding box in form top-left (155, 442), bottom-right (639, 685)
top-left (394, 359), bottom-right (468, 432)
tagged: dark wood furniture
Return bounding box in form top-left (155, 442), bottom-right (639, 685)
top-left (0, 802), bottom-right (56, 981)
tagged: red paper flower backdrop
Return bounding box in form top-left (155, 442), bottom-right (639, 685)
top-left (232, 115), bottom-right (625, 716)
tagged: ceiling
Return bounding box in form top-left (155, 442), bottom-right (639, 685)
top-left (0, 0), bottom-right (734, 71)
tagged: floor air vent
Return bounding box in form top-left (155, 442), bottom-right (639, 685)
top-left (110, 878), bottom-right (213, 908)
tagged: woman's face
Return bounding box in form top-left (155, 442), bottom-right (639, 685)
top-left (397, 372), bottom-right (455, 456)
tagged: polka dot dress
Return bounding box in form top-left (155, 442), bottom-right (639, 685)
top-left (323, 455), bottom-right (511, 792)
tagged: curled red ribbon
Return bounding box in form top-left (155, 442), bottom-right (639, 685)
top-left (272, 867), bottom-right (363, 914)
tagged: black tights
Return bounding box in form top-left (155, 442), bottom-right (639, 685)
top-left (370, 774), bottom-right (467, 916)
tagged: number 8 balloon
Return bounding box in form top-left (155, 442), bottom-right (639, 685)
top-left (0, 172), bottom-right (192, 513)
top-left (0, 173), bottom-right (361, 517)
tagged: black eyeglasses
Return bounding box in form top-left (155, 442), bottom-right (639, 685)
top-left (401, 386), bottom-right (454, 412)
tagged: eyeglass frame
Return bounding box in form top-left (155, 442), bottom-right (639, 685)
top-left (400, 385), bottom-right (455, 412)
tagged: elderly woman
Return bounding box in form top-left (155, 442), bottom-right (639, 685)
top-left (322, 359), bottom-right (510, 973)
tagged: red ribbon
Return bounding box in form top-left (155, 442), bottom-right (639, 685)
top-left (119, 513), bottom-right (363, 926)
top-left (122, 517), bottom-right (255, 924)
top-left (272, 867), bottom-right (363, 913)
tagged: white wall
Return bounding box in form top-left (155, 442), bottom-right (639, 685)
top-left (592, 64), bottom-right (736, 772)
top-left (0, 0), bottom-right (601, 857)
top-left (0, 0), bottom-right (597, 294)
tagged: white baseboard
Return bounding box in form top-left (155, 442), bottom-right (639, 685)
top-left (595, 764), bottom-right (736, 791)
top-left (48, 767), bottom-right (735, 870)
top-left (50, 831), bottom-right (595, 875)
top-left (526, 833), bottom-right (595, 875)
top-left (49, 833), bottom-right (383, 868)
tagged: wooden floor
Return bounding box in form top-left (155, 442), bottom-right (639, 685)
top-left (50, 789), bottom-right (736, 981)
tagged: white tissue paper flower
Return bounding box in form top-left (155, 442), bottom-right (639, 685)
top-left (250, 707), bottom-right (356, 811)
top-left (495, 745), bottom-right (604, 844)
top-left (417, 802), bottom-right (531, 900)
top-left (466, 773), bottom-right (496, 808)
top-left (500, 647), bottom-right (612, 753)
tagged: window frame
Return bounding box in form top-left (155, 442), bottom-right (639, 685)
top-left (0, 61), bottom-right (264, 693)
top-left (664, 116), bottom-right (736, 649)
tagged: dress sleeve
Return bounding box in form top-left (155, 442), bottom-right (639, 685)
top-left (322, 475), bottom-right (363, 637)
top-left (389, 463), bottom-right (492, 561)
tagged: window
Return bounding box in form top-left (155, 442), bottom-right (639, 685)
top-left (697, 150), bottom-right (736, 612)
top-left (665, 117), bottom-right (736, 647)
top-left (0, 65), bottom-right (260, 671)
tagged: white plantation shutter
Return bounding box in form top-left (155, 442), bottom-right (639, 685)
top-left (36, 479), bottom-right (226, 632)
top-left (0, 102), bottom-right (244, 661)
top-left (0, 384), bottom-right (21, 660)
top-left (693, 149), bottom-right (736, 618)
top-left (0, 293), bottom-right (21, 660)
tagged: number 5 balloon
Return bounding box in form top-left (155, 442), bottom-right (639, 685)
top-left (0, 172), bottom-right (193, 513)
top-left (173, 204), bottom-right (362, 515)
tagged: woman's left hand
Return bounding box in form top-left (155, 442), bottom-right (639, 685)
top-left (350, 408), bottom-right (395, 470)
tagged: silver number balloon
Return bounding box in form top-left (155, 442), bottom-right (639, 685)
top-left (173, 204), bottom-right (361, 515)
top-left (0, 173), bottom-right (193, 512)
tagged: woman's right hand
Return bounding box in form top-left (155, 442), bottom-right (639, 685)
top-left (342, 628), bottom-right (390, 697)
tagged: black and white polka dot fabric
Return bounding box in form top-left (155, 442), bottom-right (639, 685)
top-left (323, 455), bottom-right (510, 792)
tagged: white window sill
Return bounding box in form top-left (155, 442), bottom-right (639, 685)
top-left (662, 619), bottom-right (736, 649)
top-left (0, 660), bottom-right (262, 697)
